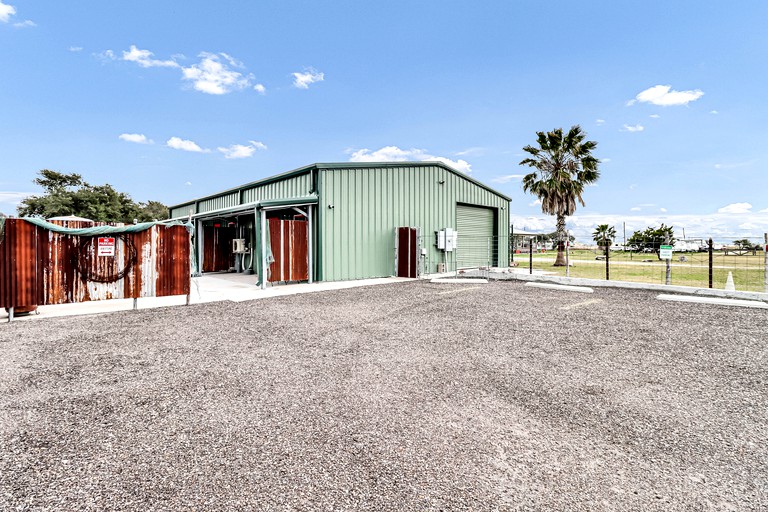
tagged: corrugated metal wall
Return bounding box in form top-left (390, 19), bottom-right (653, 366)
top-left (318, 164), bottom-right (509, 281)
top-left (170, 173), bottom-right (312, 219)
top-left (242, 174), bottom-right (311, 204)
top-left (198, 192), bottom-right (239, 215)
top-left (0, 219), bottom-right (190, 309)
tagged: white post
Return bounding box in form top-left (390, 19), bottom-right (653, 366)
top-left (260, 209), bottom-right (267, 290)
top-left (565, 231), bottom-right (570, 277)
top-left (764, 233), bottom-right (767, 293)
top-left (665, 234), bottom-right (671, 285)
top-left (307, 205), bottom-right (313, 284)
top-left (7, 307), bottom-right (13, 323)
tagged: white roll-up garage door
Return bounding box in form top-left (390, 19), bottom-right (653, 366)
top-left (456, 204), bottom-right (495, 268)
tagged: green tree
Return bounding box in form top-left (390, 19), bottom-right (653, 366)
top-left (733, 239), bottom-right (756, 251)
top-left (136, 201), bottom-right (169, 222)
top-left (520, 125), bottom-right (600, 266)
top-left (627, 224), bottom-right (675, 260)
top-left (17, 170), bottom-right (168, 223)
top-left (592, 224), bottom-right (616, 249)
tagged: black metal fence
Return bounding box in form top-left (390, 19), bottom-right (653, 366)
top-left (417, 233), bottom-right (768, 293)
top-left (523, 235), bottom-right (768, 292)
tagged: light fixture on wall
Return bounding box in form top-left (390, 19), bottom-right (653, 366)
top-left (438, 179), bottom-right (445, 185)
top-left (328, 204), bottom-right (335, 209)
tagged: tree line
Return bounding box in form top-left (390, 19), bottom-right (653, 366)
top-left (16, 170), bottom-right (168, 223)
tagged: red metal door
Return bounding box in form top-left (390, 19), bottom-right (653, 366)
top-left (268, 219), bottom-right (308, 282)
top-left (396, 227), bottom-right (417, 278)
top-left (203, 225), bottom-right (235, 272)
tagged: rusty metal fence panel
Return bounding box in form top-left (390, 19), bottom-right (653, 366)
top-left (0, 219), bottom-right (190, 309)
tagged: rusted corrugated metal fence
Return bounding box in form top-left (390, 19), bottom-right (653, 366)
top-left (0, 218), bottom-right (190, 310)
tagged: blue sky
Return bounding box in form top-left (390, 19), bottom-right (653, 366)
top-left (1, 0), bottom-right (766, 241)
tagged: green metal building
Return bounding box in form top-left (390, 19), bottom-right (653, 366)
top-left (169, 162), bottom-right (510, 287)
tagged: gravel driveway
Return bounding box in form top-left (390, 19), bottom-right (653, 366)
top-left (1, 280), bottom-right (766, 511)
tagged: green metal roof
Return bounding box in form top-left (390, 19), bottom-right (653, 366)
top-left (169, 161), bottom-right (511, 211)
top-left (314, 162), bottom-right (512, 202)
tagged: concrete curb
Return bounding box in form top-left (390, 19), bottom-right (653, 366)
top-left (430, 278), bottom-right (488, 284)
top-left (657, 294), bottom-right (768, 309)
top-left (477, 271), bottom-right (768, 304)
top-left (525, 282), bottom-right (593, 293)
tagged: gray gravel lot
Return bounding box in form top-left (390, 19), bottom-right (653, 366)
top-left (1, 280), bottom-right (767, 511)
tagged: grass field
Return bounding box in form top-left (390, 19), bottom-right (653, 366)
top-left (511, 249), bottom-right (767, 292)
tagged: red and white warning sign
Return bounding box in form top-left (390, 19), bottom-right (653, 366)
top-left (97, 237), bottom-right (115, 256)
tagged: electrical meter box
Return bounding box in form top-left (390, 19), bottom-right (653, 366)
top-left (436, 228), bottom-right (458, 252)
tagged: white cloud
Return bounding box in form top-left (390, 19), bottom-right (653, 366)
top-left (122, 45), bottom-right (179, 68)
top-left (253, 83), bottom-right (266, 94)
top-left (629, 184), bottom-right (637, 190)
top-left (529, 199), bottom-right (542, 207)
top-left (292, 68), bottom-right (324, 89)
top-left (0, 1), bottom-right (16, 23)
top-left (601, 158), bottom-right (611, 163)
top-left (630, 207), bottom-right (641, 212)
top-left (217, 140), bottom-right (268, 159)
top-left (759, 208), bottom-right (768, 213)
top-left (621, 124), bottom-right (644, 132)
top-left (491, 174), bottom-right (524, 184)
top-left (13, 19), bottom-right (34, 28)
top-left (596, 119), bottom-right (605, 125)
top-left (717, 202), bottom-right (752, 214)
top-left (649, 114), bottom-right (660, 119)
top-left (714, 161), bottom-right (752, 170)
top-left (166, 137), bottom-right (209, 153)
top-left (455, 147), bottom-right (485, 157)
top-left (710, 110), bottom-right (719, 115)
top-left (185, 181), bottom-right (192, 186)
top-left (69, 46), bottom-right (83, 52)
top-left (430, 156), bottom-right (472, 174)
top-left (348, 145), bottom-right (472, 173)
top-left (119, 133), bottom-right (153, 144)
top-left (659, 208), bottom-right (668, 213)
top-left (181, 53), bottom-right (253, 95)
top-left (628, 85), bottom-right (704, 107)
top-left (0, 191), bottom-right (33, 205)
top-left (95, 49), bottom-right (116, 63)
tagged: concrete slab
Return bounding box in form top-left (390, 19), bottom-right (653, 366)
top-left (1, 275), bottom-right (413, 322)
top-left (526, 282), bottom-right (594, 293)
top-left (657, 294), bottom-right (768, 309)
top-left (430, 278), bottom-right (488, 284)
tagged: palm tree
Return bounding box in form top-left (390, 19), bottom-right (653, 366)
top-left (592, 224), bottom-right (616, 250)
top-left (520, 125), bottom-right (600, 266)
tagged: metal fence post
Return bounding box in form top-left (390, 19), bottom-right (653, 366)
top-left (565, 231), bottom-right (570, 278)
top-left (487, 237), bottom-right (491, 278)
top-left (708, 238), bottom-right (714, 289)
top-left (665, 235), bottom-right (671, 285)
top-left (605, 243), bottom-right (610, 281)
top-left (529, 238), bottom-right (533, 275)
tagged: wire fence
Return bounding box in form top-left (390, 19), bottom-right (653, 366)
top-left (419, 233), bottom-right (768, 293)
top-left (418, 235), bottom-right (509, 279)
